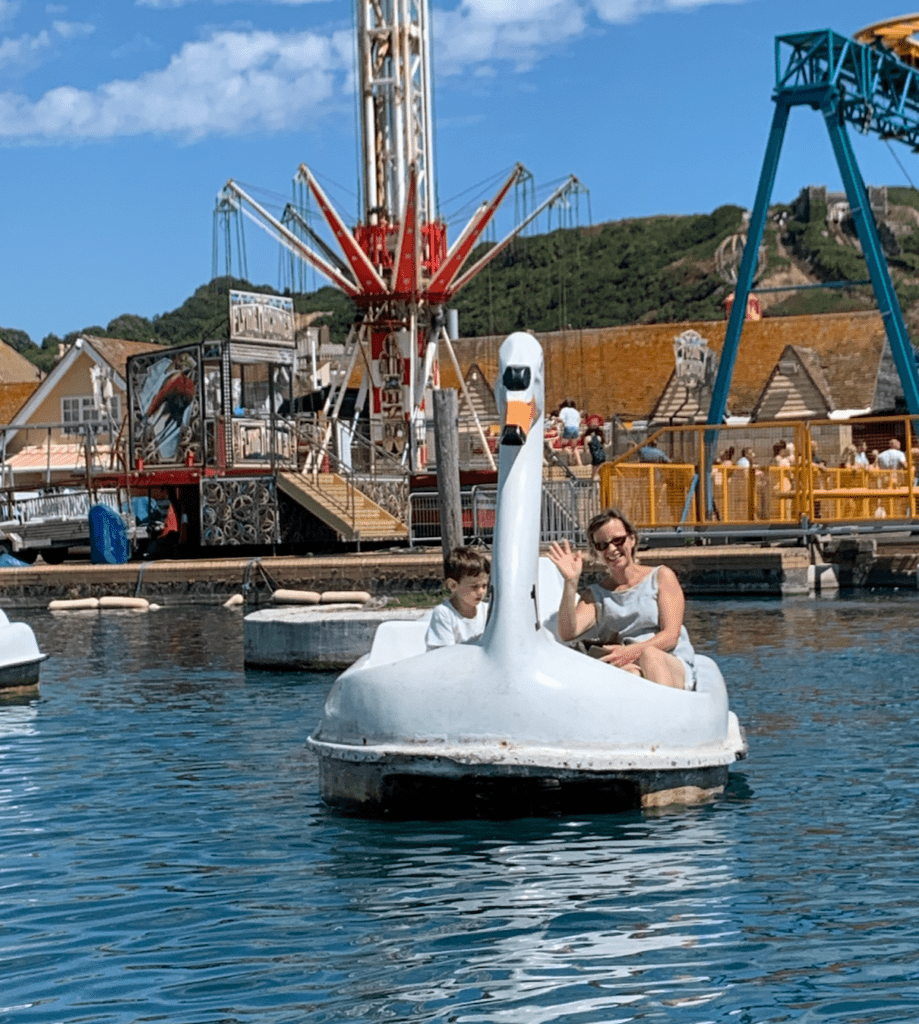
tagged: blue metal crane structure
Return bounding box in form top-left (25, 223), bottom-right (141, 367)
top-left (708, 21), bottom-right (919, 426)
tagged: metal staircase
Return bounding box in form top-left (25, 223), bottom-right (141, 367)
top-left (277, 470), bottom-right (408, 543)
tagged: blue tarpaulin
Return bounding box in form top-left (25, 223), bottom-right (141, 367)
top-left (89, 504), bottom-right (130, 564)
top-left (0, 551), bottom-right (31, 568)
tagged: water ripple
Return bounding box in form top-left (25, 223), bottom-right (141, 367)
top-left (2, 597), bottom-right (919, 1022)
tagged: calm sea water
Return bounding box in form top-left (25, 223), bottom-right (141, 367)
top-left (3, 594), bottom-right (919, 1024)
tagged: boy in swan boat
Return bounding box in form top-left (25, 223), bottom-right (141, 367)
top-left (547, 509), bottom-right (697, 691)
top-left (425, 546), bottom-right (491, 649)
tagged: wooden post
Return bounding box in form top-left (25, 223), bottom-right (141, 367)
top-left (433, 388), bottom-right (463, 564)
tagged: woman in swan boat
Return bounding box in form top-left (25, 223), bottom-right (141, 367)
top-left (548, 508), bottom-right (696, 691)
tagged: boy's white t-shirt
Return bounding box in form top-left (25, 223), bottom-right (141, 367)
top-left (425, 599), bottom-right (489, 649)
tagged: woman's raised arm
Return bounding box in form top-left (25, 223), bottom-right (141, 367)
top-left (547, 540), bottom-right (597, 641)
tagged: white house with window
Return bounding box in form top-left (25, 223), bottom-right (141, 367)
top-left (0, 335), bottom-right (162, 489)
top-left (61, 393), bottom-right (123, 435)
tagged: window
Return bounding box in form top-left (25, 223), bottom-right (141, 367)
top-left (62, 395), bottom-right (122, 434)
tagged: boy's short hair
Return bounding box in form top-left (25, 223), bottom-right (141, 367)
top-left (444, 546), bottom-right (491, 582)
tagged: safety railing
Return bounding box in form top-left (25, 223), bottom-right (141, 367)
top-left (3, 488), bottom-right (121, 523)
top-left (408, 478), bottom-right (601, 547)
top-left (408, 490), bottom-right (476, 547)
top-left (0, 420), bottom-right (125, 493)
top-left (348, 430), bottom-right (410, 525)
top-left (599, 416), bottom-right (919, 531)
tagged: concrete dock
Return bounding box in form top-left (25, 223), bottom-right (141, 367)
top-left (0, 538), bottom-right (916, 610)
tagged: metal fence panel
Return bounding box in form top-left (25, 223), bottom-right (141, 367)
top-left (408, 490), bottom-right (476, 547)
top-left (409, 479), bottom-right (602, 547)
top-left (14, 489), bottom-right (120, 523)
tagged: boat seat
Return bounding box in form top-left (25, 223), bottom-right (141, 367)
top-left (692, 654), bottom-right (724, 695)
top-left (366, 614), bottom-right (432, 667)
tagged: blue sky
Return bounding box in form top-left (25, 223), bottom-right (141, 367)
top-left (0, 0), bottom-right (912, 346)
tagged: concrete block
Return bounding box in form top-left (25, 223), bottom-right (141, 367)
top-left (807, 563), bottom-right (839, 593)
top-left (243, 605), bottom-right (429, 670)
top-left (781, 567), bottom-right (811, 595)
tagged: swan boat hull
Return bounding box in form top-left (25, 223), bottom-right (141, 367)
top-left (315, 753), bottom-right (738, 815)
top-left (309, 616), bottom-right (746, 814)
top-left (0, 657), bottom-right (46, 690)
top-left (0, 610), bottom-right (47, 691)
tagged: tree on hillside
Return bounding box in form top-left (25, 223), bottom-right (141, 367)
top-left (293, 286), bottom-right (358, 344)
top-left (0, 327), bottom-right (34, 355)
top-left (105, 314), bottom-right (158, 342)
top-left (451, 205), bottom-right (745, 336)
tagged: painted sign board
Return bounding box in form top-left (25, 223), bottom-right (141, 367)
top-left (229, 290), bottom-right (295, 345)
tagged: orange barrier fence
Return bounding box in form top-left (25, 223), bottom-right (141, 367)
top-left (599, 416), bottom-right (919, 529)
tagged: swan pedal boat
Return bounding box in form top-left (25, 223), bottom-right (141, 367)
top-left (0, 609), bottom-right (47, 690)
top-left (308, 333), bottom-right (747, 815)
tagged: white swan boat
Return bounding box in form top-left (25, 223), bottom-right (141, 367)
top-left (308, 332), bottom-right (747, 814)
top-left (0, 609), bottom-right (47, 690)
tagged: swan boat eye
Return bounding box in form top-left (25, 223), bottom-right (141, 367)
top-left (502, 365), bottom-right (531, 391)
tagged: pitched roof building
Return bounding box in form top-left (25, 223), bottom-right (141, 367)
top-left (442, 311), bottom-right (897, 423)
top-left (0, 382), bottom-right (40, 425)
top-left (1, 336), bottom-right (163, 485)
top-left (0, 337), bottom-right (41, 384)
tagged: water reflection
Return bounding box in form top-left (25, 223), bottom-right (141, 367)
top-left (688, 592), bottom-right (918, 657)
top-left (303, 808), bottom-right (743, 1019)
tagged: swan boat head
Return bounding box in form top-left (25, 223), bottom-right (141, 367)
top-left (308, 332), bottom-right (746, 812)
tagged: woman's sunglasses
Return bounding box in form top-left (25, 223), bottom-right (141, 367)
top-left (593, 535), bottom-right (630, 552)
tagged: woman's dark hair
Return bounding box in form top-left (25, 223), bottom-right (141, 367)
top-left (586, 508), bottom-right (639, 551)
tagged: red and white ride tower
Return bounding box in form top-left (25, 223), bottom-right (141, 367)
top-left (220, 0), bottom-right (582, 470)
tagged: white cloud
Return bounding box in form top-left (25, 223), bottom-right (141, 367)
top-left (0, 27), bottom-right (354, 140)
top-left (432, 0), bottom-right (749, 74)
top-left (592, 0), bottom-right (747, 22)
top-left (434, 0), bottom-right (588, 74)
top-left (0, 30), bottom-right (53, 73)
top-left (137, 0), bottom-right (334, 7)
top-left (0, 0), bottom-right (19, 25)
top-left (111, 34), bottom-right (158, 60)
top-left (0, 19), bottom-right (93, 74)
top-left (0, 0), bottom-right (751, 141)
top-left (52, 20), bottom-right (94, 39)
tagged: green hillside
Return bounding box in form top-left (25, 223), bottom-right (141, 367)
top-left (6, 185), bottom-right (919, 370)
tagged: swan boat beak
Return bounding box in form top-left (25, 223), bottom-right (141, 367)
top-left (500, 364), bottom-right (538, 446)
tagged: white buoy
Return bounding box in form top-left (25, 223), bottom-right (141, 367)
top-left (99, 596), bottom-right (150, 611)
top-left (271, 589), bottom-right (321, 605)
top-left (320, 590), bottom-right (371, 604)
top-left (49, 597), bottom-right (100, 611)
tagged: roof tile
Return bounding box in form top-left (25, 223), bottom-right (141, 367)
top-left (443, 311), bottom-right (889, 420)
